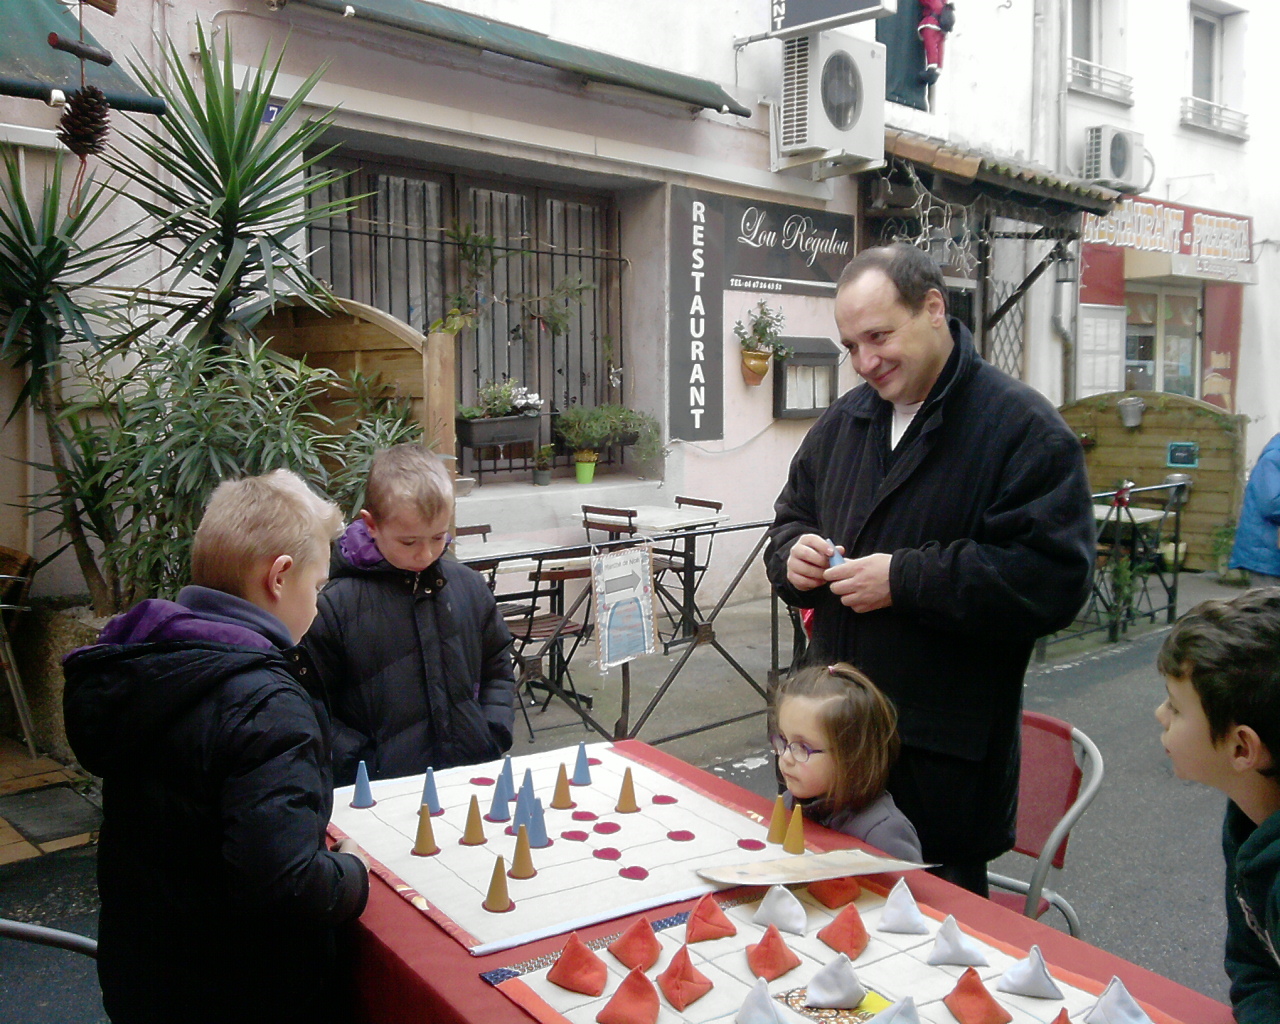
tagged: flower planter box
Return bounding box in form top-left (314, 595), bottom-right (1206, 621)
top-left (455, 414), bottom-right (540, 449)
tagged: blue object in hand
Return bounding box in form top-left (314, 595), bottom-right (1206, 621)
top-left (825, 540), bottom-right (845, 567)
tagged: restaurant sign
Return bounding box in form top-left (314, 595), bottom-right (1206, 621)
top-left (668, 187), bottom-right (855, 441)
top-left (767, 0), bottom-right (898, 38)
top-left (1083, 198), bottom-right (1256, 284)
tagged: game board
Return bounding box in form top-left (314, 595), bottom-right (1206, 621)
top-left (483, 879), bottom-right (1172, 1024)
top-left (331, 742), bottom-right (913, 956)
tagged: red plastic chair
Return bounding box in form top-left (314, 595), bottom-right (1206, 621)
top-left (987, 710), bottom-right (1104, 937)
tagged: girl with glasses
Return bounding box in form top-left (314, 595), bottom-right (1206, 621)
top-left (770, 663), bottom-right (922, 862)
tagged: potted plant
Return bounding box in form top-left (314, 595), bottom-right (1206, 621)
top-left (594, 404), bottom-right (663, 462)
top-left (455, 377), bottom-right (544, 449)
top-left (733, 300), bottom-right (790, 386)
top-left (555, 405), bottom-right (613, 483)
top-left (532, 444), bottom-right (555, 486)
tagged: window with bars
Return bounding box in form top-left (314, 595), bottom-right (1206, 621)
top-left (306, 155), bottom-right (626, 473)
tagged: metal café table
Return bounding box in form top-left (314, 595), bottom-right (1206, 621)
top-left (342, 740), bottom-right (1232, 1024)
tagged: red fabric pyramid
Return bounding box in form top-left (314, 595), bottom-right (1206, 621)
top-left (685, 893), bottom-right (737, 943)
top-left (817, 902), bottom-right (869, 959)
top-left (607, 915), bottom-right (662, 972)
top-left (656, 944), bottom-right (714, 1011)
top-left (745, 923), bottom-right (802, 981)
top-left (1048, 1011), bottom-right (1071, 1024)
top-left (808, 875), bottom-right (862, 908)
top-left (942, 967), bottom-right (1013, 1024)
top-left (546, 932), bottom-right (608, 997)
top-left (595, 967), bottom-right (659, 1024)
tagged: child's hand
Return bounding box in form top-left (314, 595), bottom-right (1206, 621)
top-left (336, 836), bottom-right (370, 871)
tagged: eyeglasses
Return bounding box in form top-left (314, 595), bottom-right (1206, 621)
top-left (769, 733), bottom-right (826, 763)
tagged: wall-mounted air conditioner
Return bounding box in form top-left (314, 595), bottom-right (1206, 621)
top-left (1083, 125), bottom-right (1146, 193)
top-left (771, 30), bottom-right (885, 177)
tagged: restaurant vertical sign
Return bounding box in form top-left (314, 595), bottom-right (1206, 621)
top-left (670, 186), bottom-right (725, 441)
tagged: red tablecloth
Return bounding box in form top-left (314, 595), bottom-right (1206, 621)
top-left (348, 741), bottom-right (1232, 1024)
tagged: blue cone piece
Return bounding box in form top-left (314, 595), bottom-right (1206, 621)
top-left (351, 760), bottom-right (376, 808)
top-left (500, 756), bottom-right (516, 802)
top-left (420, 768), bottom-right (441, 816)
top-left (571, 741), bottom-right (591, 786)
top-left (487, 779), bottom-right (511, 822)
top-left (519, 767), bottom-right (535, 807)
top-left (527, 798), bottom-right (551, 848)
top-left (512, 788), bottom-right (532, 833)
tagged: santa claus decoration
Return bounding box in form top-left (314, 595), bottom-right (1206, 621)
top-left (918, 1), bottom-right (956, 84)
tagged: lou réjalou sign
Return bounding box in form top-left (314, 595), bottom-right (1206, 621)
top-left (668, 187), bottom-right (854, 442)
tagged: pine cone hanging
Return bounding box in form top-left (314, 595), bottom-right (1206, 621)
top-left (58, 85), bottom-right (111, 157)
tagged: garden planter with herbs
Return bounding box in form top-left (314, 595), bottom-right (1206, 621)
top-left (454, 413), bottom-right (540, 449)
top-left (574, 451), bottom-right (598, 483)
top-left (735, 299), bottom-right (789, 389)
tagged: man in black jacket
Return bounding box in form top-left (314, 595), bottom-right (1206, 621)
top-left (63, 471), bottom-right (369, 1024)
top-left (765, 243), bottom-right (1094, 893)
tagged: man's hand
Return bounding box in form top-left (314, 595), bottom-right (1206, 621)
top-left (336, 836), bottom-right (370, 871)
top-left (826, 552), bottom-right (893, 612)
top-left (786, 534), bottom-right (842, 591)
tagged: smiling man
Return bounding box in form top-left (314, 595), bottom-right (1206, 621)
top-left (765, 243), bottom-right (1095, 894)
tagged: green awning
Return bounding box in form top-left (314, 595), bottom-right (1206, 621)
top-left (0, 0), bottom-right (165, 115)
top-left (294, 0), bottom-right (752, 118)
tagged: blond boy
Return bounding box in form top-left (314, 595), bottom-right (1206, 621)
top-left (1155, 589), bottom-right (1280, 1022)
top-left (63, 470), bottom-right (369, 1024)
top-left (303, 444), bottom-right (516, 784)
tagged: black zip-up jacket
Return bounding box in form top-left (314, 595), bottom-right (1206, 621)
top-left (302, 521), bottom-right (516, 785)
top-left (62, 588), bottom-right (368, 1024)
top-left (766, 320), bottom-right (1094, 863)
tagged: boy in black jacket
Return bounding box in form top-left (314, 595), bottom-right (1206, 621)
top-left (63, 470), bottom-right (369, 1024)
top-left (1155, 589), bottom-right (1280, 1023)
top-left (302, 444), bottom-right (515, 784)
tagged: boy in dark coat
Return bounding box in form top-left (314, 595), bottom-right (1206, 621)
top-left (62, 470), bottom-right (369, 1024)
top-left (303, 444), bottom-right (515, 784)
top-left (1155, 589), bottom-right (1280, 1023)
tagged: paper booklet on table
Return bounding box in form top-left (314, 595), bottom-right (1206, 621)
top-left (696, 848), bottom-right (929, 887)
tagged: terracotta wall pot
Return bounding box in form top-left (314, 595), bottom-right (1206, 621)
top-left (741, 351), bottom-right (770, 386)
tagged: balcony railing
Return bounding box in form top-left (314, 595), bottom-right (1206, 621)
top-left (1180, 96), bottom-right (1249, 140)
top-left (1068, 57), bottom-right (1134, 106)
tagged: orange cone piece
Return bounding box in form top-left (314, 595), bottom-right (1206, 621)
top-left (615, 767), bottom-right (640, 813)
top-left (411, 803), bottom-right (439, 856)
top-left (607, 915), bottom-right (662, 971)
top-left (809, 875), bottom-right (861, 908)
top-left (745, 923), bottom-right (802, 980)
top-left (685, 893), bottom-right (737, 943)
top-left (817, 902), bottom-right (869, 959)
top-left (782, 804), bottom-right (806, 854)
top-left (460, 794), bottom-right (486, 846)
top-left (550, 763), bottom-right (576, 809)
top-left (508, 824), bottom-right (537, 879)
top-left (766, 794), bottom-right (788, 844)
top-left (596, 967), bottom-right (659, 1024)
top-left (483, 854), bottom-right (514, 913)
top-left (546, 932), bottom-right (608, 996)
top-left (656, 944), bottom-right (714, 1011)
top-left (942, 967), bottom-right (1013, 1024)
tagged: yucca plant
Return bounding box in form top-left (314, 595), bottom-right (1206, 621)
top-left (0, 149), bottom-right (148, 613)
top-left (109, 22), bottom-right (358, 346)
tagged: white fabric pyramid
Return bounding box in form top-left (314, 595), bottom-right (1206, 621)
top-left (997, 944), bottom-right (1064, 999)
top-left (735, 977), bottom-right (791, 1023)
top-left (926, 914), bottom-right (989, 966)
top-left (805, 953), bottom-right (866, 1008)
top-left (865, 995), bottom-right (922, 1023)
top-left (1084, 976), bottom-right (1155, 1024)
top-left (876, 878), bottom-right (930, 934)
top-left (752, 884), bottom-right (808, 936)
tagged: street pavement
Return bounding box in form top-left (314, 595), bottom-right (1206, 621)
top-left (0, 572), bottom-right (1248, 1020)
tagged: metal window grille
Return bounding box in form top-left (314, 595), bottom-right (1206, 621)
top-left (307, 157), bottom-right (626, 477)
top-left (985, 280), bottom-right (1026, 379)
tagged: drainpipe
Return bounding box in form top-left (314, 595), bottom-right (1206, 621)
top-left (1053, 273), bottom-right (1076, 405)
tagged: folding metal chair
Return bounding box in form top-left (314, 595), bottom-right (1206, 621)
top-left (581, 505), bottom-right (637, 543)
top-left (651, 496), bottom-right (722, 642)
top-left (987, 710), bottom-right (1104, 937)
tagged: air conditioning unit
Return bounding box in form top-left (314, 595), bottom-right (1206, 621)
top-left (1083, 125), bottom-right (1146, 192)
top-left (771, 30), bottom-right (885, 178)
